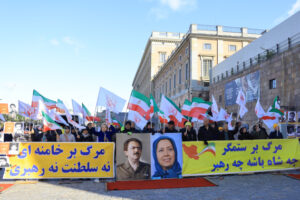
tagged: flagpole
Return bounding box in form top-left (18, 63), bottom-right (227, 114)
top-left (123, 90), bottom-right (132, 127)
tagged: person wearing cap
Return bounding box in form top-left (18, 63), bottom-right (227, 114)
top-left (161, 120), bottom-right (179, 133)
top-left (180, 121), bottom-right (197, 141)
top-left (218, 123), bottom-right (234, 140)
top-left (59, 126), bottom-right (76, 142)
top-left (269, 124), bottom-right (283, 139)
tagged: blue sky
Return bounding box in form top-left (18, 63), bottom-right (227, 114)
top-left (1, 0), bottom-right (299, 113)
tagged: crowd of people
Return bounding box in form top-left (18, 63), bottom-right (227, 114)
top-left (0, 118), bottom-right (283, 143)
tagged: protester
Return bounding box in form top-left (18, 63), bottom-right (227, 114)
top-left (218, 123), bottom-right (234, 140)
top-left (59, 126), bottom-right (76, 142)
top-left (130, 121), bottom-right (139, 133)
top-left (180, 121), bottom-right (197, 141)
top-left (238, 126), bottom-right (253, 140)
top-left (162, 121), bottom-right (179, 133)
top-left (269, 124), bottom-right (283, 139)
top-left (45, 130), bottom-right (60, 142)
top-left (143, 122), bottom-right (155, 134)
top-left (31, 125), bottom-right (44, 142)
top-left (251, 124), bottom-right (268, 139)
top-left (152, 136), bottom-right (182, 179)
top-left (258, 121), bottom-right (268, 137)
top-left (77, 128), bottom-right (94, 142)
top-left (122, 121), bottom-right (133, 134)
top-left (94, 123), bottom-right (116, 142)
top-left (71, 128), bottom-right (81, 142)
top-left (198, 118), bottom-right (216, 142)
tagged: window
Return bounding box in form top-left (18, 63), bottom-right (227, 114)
top-left (160, 52), bottom-right (166, 63)
top-left (269, 79), bottom-right (276, 89)
top-left (185, 63), bottom-right (189, 80)
top-left (174, 74), bottom-right (176, 88)
top-left (179, 68), bottom-right (182, 84)
top-left (203, 43), bottom-right (211, 50)
top-left (204, 82), bottom-right (209, 87)
top-left (179, 55), bottom-right (182, 61)
top-left (202, 59), bottom-right (212, 77)
top-left (165, 82), bottom-right (167, 94)
top-left (229, 45), bottom-right (236, 51)
top-left (185, 47), bottom-right (189, 55)
top-left (169, 78), bottom-right (171, 91)
top-left (219, 95), bottom-right (222, 103)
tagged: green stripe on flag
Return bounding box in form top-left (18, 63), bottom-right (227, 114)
top-left (192, 97), bottom-right (212, 106)
top-left (82, 103), bottom-right (91, 116)
top-left (165, 95), bottom-right (181, 112)
top-left (42, 111), bottom-right (62, 128)
top-left (131, 90), bottom-right (150, 106)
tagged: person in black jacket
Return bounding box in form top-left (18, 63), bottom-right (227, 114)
top-left (238, 127), bottom-right (253, 140)
top-left (161, 120), bottom-right (179, 133)
top-left (181, 121), bottom-right (197, 141)
top-left (198, 119), bottom-right (216, 142)
top-left (122, 121), bottom-right (133, 134)
top-left (269, 124), bottom-right (283, 139)
top-left (78, 128), bottom-right (94, 142)
top-left (143, 122), bottom-right (155, 134)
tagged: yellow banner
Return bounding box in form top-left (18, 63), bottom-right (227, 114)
top-left (182, 139), bottom-right (300, 176)
top-left (4, 142), bottom-right (114, 179)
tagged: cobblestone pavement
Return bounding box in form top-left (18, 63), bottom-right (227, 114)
top-left (1, 171), bottom-right (300, 200)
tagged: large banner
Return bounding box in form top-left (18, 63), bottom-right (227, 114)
top-left (182, 139), bottom-right (300, 176)
top-left (4, 142), bottom-right (114, 179)
top-left (225, 70), bottom-right (260, 106)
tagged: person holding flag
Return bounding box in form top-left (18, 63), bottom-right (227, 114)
top-left (94, 123), bottom-right (116, 142)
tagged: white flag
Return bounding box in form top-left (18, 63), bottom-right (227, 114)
top-left (128, 110), bottom-right (147, 130)
top-left (96, 87), bottom-right (126, 114)
top-left (18, 100), bottom-right (35, 119)
top-left (48, 109), bottom-right (69, 126)
top-left (211, 95), bottom-right (219, 121)
top-left (105, 109), bottom-right (112, 124)
top-left (255, 98), bottom-right (265, 119)
top-left (72, 99), bottom-right (84, 117)
top-left (216, 108), bottom-right (228, 122)
top-left (236, 89), bottom-right (246, 106)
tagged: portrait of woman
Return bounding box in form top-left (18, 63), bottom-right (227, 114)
top-left (151, 134), bottom-right (182, 179)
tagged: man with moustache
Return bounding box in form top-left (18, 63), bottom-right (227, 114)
top-left (116, 138), bottom-right (150, 180)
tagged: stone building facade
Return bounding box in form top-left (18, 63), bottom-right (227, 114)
top-left (210, 42), bottom-right (300, 127)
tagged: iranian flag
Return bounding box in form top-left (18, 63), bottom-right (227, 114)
top-left (262, 107), bottom-right (279, 129)
top-left (147, 94), bottom-right (159, 119)
top-left (197, 143), bottom-right (216, 156)
top-left (255, 98), bottom-right (266, 119)
top-left (160, 95), bottom-right (184, 125)
top-left (158, 110), bottom-right (169, 124)
top-left (181, 99), bottom-right (192, 117)
top-left (48, 109), bottom-right (69, 126)
top-left (56, 99), bottom-right (85, 130)
top-left (82, 103), bottom-right (100, 122)
top-left (128, 90), bottom-right (150, 120)
top-left (189, 97), bottom-right (212, 120)
top-left (269, 96), bottom-right (284, 116)
top-left (31, 90), bottom-right (56, 120)
top-left (112, 117), bottom-right (123, 127)
top-left (32, 89), bottom-right (56, 110)
top-left (128, 110), bottom-right (147, 130)
top-left (42, 111), bottom-right (62, 132)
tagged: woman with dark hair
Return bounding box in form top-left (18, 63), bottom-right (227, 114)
top-left (238, 127), bottom-right (253, 140)
top-left (152, 136), bottom-right (182, 179)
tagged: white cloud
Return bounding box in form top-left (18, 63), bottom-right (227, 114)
top-left (160, 0), bottom-right (196, 11)
top-left (288, 0), bottom-right (300, 16)
top-left (273, 0), bottom-right (300, 25)
top-left (50, 39), bottom-right (60, 46)
top-left (62, 36), bottom-right (76, 45)
top-left (149, 0), bottom-right (197, 19)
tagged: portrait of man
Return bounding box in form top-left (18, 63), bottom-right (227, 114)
top-left (0, 156), bottom-right (9, 168)
top-left (8, 142), bottom-right (19, 155)
top-left (288, 111), bottom-right (296, 123)
top-left (116, 134), bottom-right (150, 181)
top-left (14, 122), bottom-right (24, 134)
top-left (287, 125), bottom-right (296, 136)
top-left (151, 133), bottom-right (183, 179)
top-left (9, 103), bottom-right (17, 119)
